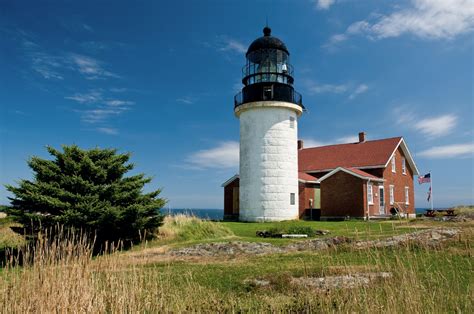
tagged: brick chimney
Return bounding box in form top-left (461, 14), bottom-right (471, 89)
top-left (358, 132), bottom-right (366, 143)
top-left (297, 139), bottom-right (304, 150)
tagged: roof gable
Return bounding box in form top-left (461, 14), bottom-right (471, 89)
top-left (298, 172), bottom-right (318, 183)
top-left (317, 167), bottom-right (384, 183)
top-left (384, 138), bottom-right (419, 175)
top-left (221, 174), bottom-right (239, 187)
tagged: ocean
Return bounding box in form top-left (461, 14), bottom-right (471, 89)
top-left (160, 208), bottom-right (224, 221)
top-left (160, 208), bottom-right (445, 220)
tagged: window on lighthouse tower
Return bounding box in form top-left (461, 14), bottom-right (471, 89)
top-left (263, 85), bottom-right (273, 100)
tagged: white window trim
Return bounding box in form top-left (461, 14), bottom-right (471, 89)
top-left (290, 193), bottom-right (295, 205)
top-left (367, 184), bottom-right (374, 205)
top-left (405, 186), bottom-right (409, 205)
top-left (391, 156), bottom-right (396, 173)
top-left (402, 157), bottom-right (406, 175)
top-left (389, 185), bottom-right (394, 205)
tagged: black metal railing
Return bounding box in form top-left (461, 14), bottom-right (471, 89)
top-left (234, 89), bottom-right (303, 108)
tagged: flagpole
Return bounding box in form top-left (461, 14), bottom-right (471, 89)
top-left (430, 172), bottom-right (434, 211)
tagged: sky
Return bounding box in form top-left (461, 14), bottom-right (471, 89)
top-left (0, 0), bottom-right (473, 209)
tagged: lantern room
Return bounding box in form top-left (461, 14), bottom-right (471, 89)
top-left (234, 26), bottom-right (303, 108)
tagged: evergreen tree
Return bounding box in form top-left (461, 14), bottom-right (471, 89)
top-left (5, 145), bottom-right (165, 244)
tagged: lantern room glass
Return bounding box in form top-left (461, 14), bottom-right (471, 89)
top-left (242, 49), bottom-right (293, 86)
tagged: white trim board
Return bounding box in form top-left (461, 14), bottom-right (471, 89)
top-left (316, 167), bottom-right (385, 183)
top-left (221, 174), bottom-right (239, 187)
top-left (384, 138), bottom-right (420, 175)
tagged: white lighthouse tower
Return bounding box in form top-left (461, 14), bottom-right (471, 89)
top-left (234, 26), bottom-right (304, 222)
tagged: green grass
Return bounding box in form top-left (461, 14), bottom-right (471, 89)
top-left (219, 219), bottom-right (428, 243)
top-left (133, 232), bottom-right (473, 312)
top-left (0, 214), bottom-right (472, 312)
top-left (0, 216), bottom-right (25, 251)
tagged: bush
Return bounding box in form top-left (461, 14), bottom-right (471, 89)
top-left (5, 145), bottom-right (166, 245)
top-left (287, 225), bottom-right (315, 236)
top-left (266, 225), bottom-right (315, 237)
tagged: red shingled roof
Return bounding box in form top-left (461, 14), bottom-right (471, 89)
top-left (298, 137), bottom-right (402, 172)
top-left (317, 167), bottom-right (384, 182)
top-left (344, 167), bottom-right (382, 180)
top-left (298, 172), bottom-right (318, 182)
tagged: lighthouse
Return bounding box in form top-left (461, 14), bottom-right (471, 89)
top-left (234, 26), bottom-right (304, 222)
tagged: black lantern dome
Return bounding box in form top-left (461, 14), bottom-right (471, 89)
top-left (246, 27), bottom-right (289, 56)
top-left (234, 27), bottom-right (303, 108)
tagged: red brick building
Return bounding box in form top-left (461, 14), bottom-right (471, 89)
top-left (223, 133), bottom-right (419, 220)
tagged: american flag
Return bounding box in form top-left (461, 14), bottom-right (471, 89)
top-left (427, 186), bottom-right (432, 202)
top-left (418, 173), bottom-right (431, 184)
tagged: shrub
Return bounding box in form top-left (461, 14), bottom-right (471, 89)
top-left (287, 226), bottom-right (315, 236)
top-left (5, 145), bottom-right (165, 245)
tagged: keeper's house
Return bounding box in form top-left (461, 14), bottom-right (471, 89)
top-left (222, 133), bottom-right (419, 220)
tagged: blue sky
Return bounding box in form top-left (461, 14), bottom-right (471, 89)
top-left (0, 0), bottom-right (473, 209)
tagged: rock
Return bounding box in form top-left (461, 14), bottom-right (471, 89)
top-left (314, 229), bottom-right (330, 235)
top-left (291, 272), bottom-right (392, 291)
top-left (168, 228), bottom-right (460, 257)
top-left (243, 278), bottom-right (271, 287)
top-left (355, 228), bottom-right (460, 249)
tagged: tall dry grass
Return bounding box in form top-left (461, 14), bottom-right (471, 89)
top-left (0, 225), bottom-right (472, 313)
top-left (158, 214), bottom-right (234, 241)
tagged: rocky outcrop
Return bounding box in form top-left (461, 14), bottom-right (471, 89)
top-left (169, 228), bottom-right (460, 257)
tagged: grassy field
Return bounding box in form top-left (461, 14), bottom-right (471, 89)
top-left (0, 213), bottom-right (472, 312)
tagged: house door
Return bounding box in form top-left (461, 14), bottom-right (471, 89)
top-left (314, 187), bottom-right (321, 209)
top-left (232, 187), bottom-right (239, 214)
top-left (379, 186), bottom-right (385, 214)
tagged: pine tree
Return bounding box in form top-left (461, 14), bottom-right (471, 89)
top-left (5, 145), bottom-right (165, 244)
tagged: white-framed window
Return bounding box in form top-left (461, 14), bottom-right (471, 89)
top-left (402, 157), bottom-right (406, 175)
top-left (391, 156), bottom-right (396, 173)
top-left (367, 184), bottom-right (373, 204)
top-left (290, 193), bottom-right (295, 205)
top-left (289, 116), bottom-right (295, 129)
top-left (405, 186), bottom-right (409, 205)
top-left (389, 185), bottom-right (394, 205)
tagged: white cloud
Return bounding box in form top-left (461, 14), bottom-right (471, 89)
top-left (305, 80), bottom-right (369, 98)
top-left (325, 0), bottom-right (474, 48)
top-left (30, 52), bottom-right (65, 80)
top-left (322, 33), bottom-right (348, 50)
top-left (186, 141), bottom-right (239, 169)
top-left (368, 0), bottom-right (474, 39)
top-left (65, 90), bottom-right (133, 127)
top-left (65, 90), bottom-right (103, 104)
top-left (82, 24), bottom-right (94, 32)
top-left (348, 84), bottom-right (369, 100)
top-left (96, 127), bottom-right (118, 135)
top-left (307, 82), bottom-right (348, 94)
top-left (80, 108), bottom-right (127, 124)
top-left (103, 99), bottom-right (135, 106)
top-left (395, 109), bottom-right (458, 138)
top-left (176, 96), bottom-right (197, 104)
top-left (314, 0), bottom-right (336, 10)
top-left (69, 54), bottom-right (120, 80)
top-left (302, 138), bottom-right (328, 147)
top-left (303, 134), bottom-right (362, 148)
top-left (218, 37), bottom-right (247, 54)
top-left (414, 114), bottom-right (458, 137)
top-left (418, 143), bottom-right (474, 158)
top-left (336, 135), bottom-right (360, 143)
